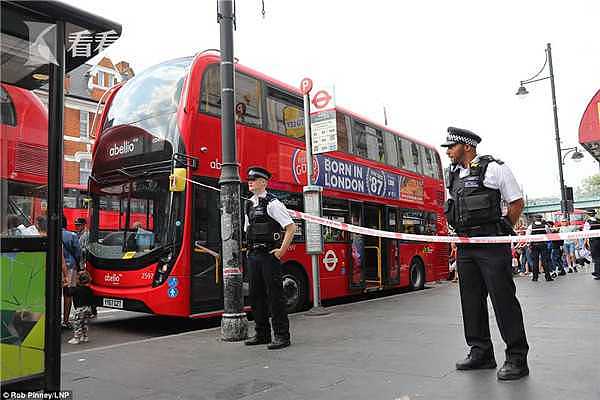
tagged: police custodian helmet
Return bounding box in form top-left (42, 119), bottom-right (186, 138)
top-left (247, 166), bottom-right (272, 180)
top-left (441, 127), bottom-right (482, 148)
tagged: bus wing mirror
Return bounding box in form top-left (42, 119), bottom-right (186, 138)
top-left (169, 168), bottom-right (186, 192)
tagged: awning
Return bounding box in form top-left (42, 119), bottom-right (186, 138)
top-left (579, 89), bottom-right (600, 162)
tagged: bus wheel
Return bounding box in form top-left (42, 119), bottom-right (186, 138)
top-left (282, 264), bottom-right (307, 314)
top-left (409, 259), bottom-right (425, 290)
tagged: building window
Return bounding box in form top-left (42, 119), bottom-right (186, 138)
top-left (80, 110), bottom-right (89, 138)
top-left (97, 72), bottom-right (104, 87)
top-left (80, 158), bottom-right (91, 185)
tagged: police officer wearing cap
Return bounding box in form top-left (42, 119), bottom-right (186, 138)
top-left (526, 215), bottom-right (553, 282)
top-left (443, 127), bottom-right (529, 381)
top-left (243, 166), bottom-right (297, 349)
top-left (583, 210), bottom-right (600, 280)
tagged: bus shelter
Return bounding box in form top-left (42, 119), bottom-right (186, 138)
top-left (1, 1), bottom-right (121, 392)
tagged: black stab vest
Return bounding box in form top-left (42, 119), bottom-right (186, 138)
top-left (246, 193), bottom-right (283, 247)
top-left (446, 155), bottom-right (503, 236)
top-left (586, 217), bottom-right (600, 254)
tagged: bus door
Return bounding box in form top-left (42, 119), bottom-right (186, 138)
top-left (190, 178), bottom-right (223, 314)
top-left (363, 204), bottom-right (383, 289)
top-left (348, 201), bottom-right (365, 289)
top-left (384, 207), bottom-right (400, 286)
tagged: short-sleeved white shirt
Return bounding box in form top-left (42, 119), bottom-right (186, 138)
top-left (446, 155), bottom-right (523, 203)
top-left (244, 191), bottom-right (294, 232)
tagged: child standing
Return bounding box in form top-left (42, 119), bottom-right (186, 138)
top-left (68, 270), bottom-right (94, 344)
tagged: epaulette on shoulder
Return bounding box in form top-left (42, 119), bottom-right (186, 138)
top-left (479, 155), bottom-right (504, 165)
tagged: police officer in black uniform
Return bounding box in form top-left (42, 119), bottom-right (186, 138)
top-left (442, 127), bottom-right (529, 381)
top-left (243, 167), bottom-right (297, 349)
top-left (526, 215), bottom-right (553, 282)
top-left (584, 210), bottom-right (600, 280)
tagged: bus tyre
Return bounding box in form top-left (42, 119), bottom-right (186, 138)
top-left (281, 264), bottom-right (308, 314)
top-left (409, 259), bottom-right (425, 290)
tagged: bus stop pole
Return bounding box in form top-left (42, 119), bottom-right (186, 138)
top-left (217, 0), bottom-right (248, 341)
top-left (44, 19), bottom-right (65, 392)
top-left (302, 90), bottom-right (327, 315)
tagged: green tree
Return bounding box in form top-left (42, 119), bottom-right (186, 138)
top-left (575, 173), bottom-right (600, 198)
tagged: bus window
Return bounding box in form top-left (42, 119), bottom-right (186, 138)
top-left (399, 209), bottom-right (424, 234)
top-left (0, 86), bottom-right (16, 126)
top-left (200, 64), bottom-right (263, 128)
top-left (433, 150), bottom-right (444, 180)
top-left (265, 87), bottom-right (304, 140)
top-left (336, 113), bottom-right (352, 153)
top-left (420, 145), bottom-right (435, 178)
top-left (200, 64), bottom-right (221, 115)
top-left (397, 137), bottom-right (414, 172)
top-left (411, 142), bottom-right (423, 174)
top-left (383, 131), bottom-right (399, 168)
top-left (235, 74), bottom-right (263, 127)
top-left (322, 197), bottom-right (349, 242)
top-left (352, 120), bottom-right (384, 163)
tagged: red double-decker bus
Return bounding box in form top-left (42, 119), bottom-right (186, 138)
top-left (87, 52), bottom-right (449, 317)
top-left (1, 83), bottom-right (49, 234)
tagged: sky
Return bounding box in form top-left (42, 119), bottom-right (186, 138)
top-left (73, 0), bottom-right (600, 199)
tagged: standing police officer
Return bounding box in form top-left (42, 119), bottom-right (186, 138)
top-left (526, 215), bottom-right (553, 282)
top-left (243, 166), bottom-right (297, 349)
top-left (442, 127), bottom-right (529, 381)
top-left (584, 210), bottom-right (600, 280)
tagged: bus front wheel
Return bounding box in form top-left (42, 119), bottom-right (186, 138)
top-left (281, 264), bottom-right (308, 314)
top-left (409, 259), bottom-right (426, 290)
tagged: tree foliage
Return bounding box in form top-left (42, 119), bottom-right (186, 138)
top-left (575, 173), bottom-right (600, 198)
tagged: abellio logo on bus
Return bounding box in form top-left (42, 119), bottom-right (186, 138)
top-left (108, 138), bottom-right (140, 159)
top-left (292, 149), bottom-right (320, 185)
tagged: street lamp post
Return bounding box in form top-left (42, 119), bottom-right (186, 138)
top-left (516, 43), bottom-right (569, 221)
top-left (218, 0), bottom-right (248, 341)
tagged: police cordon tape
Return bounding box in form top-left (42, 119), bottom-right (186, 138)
top-left (182, 178), bottom-right (600, 245)
top-left (288, 210), bottom-right (600, 244)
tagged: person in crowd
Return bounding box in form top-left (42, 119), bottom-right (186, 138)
top-left (583, 210), bottom-right (600, 280)
top-left (560, 218), bottom-right (579, 273)
top-left (547, 221), bottom-right (565, 277)
top-left (68, 270), bottom-right (94, 344)
top-left (74, 217), bottom-right (96, 317)
top-left (35, 215), bottom-right (48, 236)
top-left (442, 127), bottom-right (529, 380)
top-left (526, 215), bottom-right (553, 282)
top-left (62, 215), bottom-right (81, 329)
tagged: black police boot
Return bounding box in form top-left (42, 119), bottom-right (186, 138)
top-left (545, 275), bottom-right (554, 281)
top-left (245, 335), bottom-right (271, 346)
top-left (497, 359), bottom-right (529, 381)
top-left (267, 336), bottom-right (290, 350)
top-left (531, 276), bottom-right (538, 282)
top-left (456, 352), bottom-right (497, 370)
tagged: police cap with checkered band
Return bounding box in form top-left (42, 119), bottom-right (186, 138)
top-left (247, 166), bottom-right (272, 180)
top-left (441, 127), bottom-right (482, 148)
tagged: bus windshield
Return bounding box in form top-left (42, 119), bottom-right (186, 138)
top-left (88, 175), bottom-right (184, 260)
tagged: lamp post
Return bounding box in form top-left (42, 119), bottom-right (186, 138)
top-left (516, 43), bottom-right (569, 221)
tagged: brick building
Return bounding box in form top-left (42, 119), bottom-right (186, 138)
top-left (36, 57), bottom-right (134, 186)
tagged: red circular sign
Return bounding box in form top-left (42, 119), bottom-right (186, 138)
top-left (312, 90), bottom-right (332, 110)
top-left (300, 78), bottom-right (313, 95)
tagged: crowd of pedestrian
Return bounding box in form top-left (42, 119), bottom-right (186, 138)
top-left (510, 210), bottom-right (600, 282)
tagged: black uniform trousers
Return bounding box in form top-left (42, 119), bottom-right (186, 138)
top-left (457, 243), bottom-right (529, 361)
top-left (247, 249), bottom-right (290, 340)
top-left (529, 243), bottom-right (551, 280)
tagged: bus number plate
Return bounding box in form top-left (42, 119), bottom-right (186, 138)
top-left (103, 298), bottom-right (123, 309)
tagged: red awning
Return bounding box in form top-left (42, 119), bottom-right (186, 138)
top-left (579, 89), bottom-right (600, 162)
